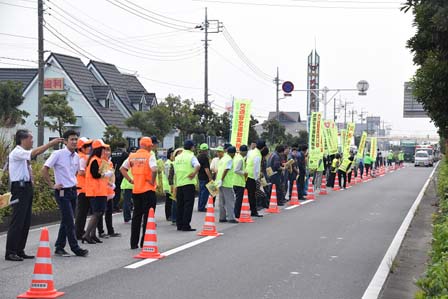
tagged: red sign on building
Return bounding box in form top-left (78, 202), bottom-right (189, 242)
top-left (44, 78), bottom-right (64, 91)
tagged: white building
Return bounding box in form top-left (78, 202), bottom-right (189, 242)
top-left (0, 52), bottom-right (157, 147)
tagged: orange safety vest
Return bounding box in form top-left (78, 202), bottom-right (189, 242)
top-left (77, 152), bottom-right (88, 194)
top-left (129, 149), bottom-right (156, 194)
top-left (106, 160), bottom-right (115, 197)
top-left (85, 156), bottom-right (109, 197)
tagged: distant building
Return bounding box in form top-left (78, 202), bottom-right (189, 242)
top-left (254, 111), bottom-right (307, 137)
top-left (403, 81), bottom-right (427, 118)
top-left (0, 53), bottom-right (157, 147)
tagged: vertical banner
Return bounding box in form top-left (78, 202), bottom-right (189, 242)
top-left (357, 131), bottom-right (367, 159)
top-left (340, 129), bottom-right (346, 152)
top-left (323, 120), bottom-right (338, 155)
top-left (230, 99), bottom-right (252, 150)
top-left (343, 123), bottom-right (355, 157)
top-left (308, 112), bottom-right (322, 169)
top-left (370, 137), bottom-right (377, 160)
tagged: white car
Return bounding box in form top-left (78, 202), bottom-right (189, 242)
top-left (414, 151), bottom-right (431, 167)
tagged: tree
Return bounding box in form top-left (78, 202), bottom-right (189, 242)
top-left (403, 0), bottom-right (448, 139)
top-left (0, 81), bottom-right (29, 127)
top-left (285, 130), bottom-right (308, 147)
top-left (103, 125), bottom-right (127, 150)
top-left (260, 119), bottom-right (287, 145)
top-left (125, 105), bottom-right (173, 138)
top-left (40, 93), bottom-right (76, 137)
top-left (248, 115), bottom-right (259, 144)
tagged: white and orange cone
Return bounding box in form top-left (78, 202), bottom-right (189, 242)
top-left (198, 196), bottom-right (222, 236)
top-left (134, 208), bottom-right (165, 259)
top-left (18, 227), bottom-right (64, 299)
top-left (238, 189), bottom-right (254, 223)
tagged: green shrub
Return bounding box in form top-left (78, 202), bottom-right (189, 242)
top-left (416, 156), bottom-right (448, 298)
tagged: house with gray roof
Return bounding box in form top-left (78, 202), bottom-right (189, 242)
top-left (0, 52), bottom-right (157, 147)
top-left (254, 111), bottom-right (308, 137)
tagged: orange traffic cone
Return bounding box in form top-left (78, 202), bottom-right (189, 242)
top-left (266, 184), bottom-right (280, 213)
top-left (238, 189), bottom-right (254, 223)
top-left (333, 174), bottom-right (341, 191)
top-left (356, 169), bottom-right (362, 183)
top-left (350, 170), bottom-right (356, 185)
top-left (198, 196), bottom-right (222, 236)
top-left (306, 181), bottom-right (316, 199)
top-left (289, 181), bottom-right (300, 206)
top-left (134, 208), bottom-right (165, 259)
top-left (18, 227), bottom-right (64, 299)
top-left (319, 175), bottom-right (328, 195)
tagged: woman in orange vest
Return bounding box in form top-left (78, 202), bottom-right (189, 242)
top-left (82, 139), bottom-right (113, 244)
top-left (75, 137), bottom-right (92, 240)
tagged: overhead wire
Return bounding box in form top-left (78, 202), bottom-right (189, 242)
top-left (47, 1), bottom-right (203, 55)
top-left (104, 0), bottom-right (198, 31)
top-left (192, 0), bottom-right (401, 9)
top-left (0, 1), bottom-right (36, 9)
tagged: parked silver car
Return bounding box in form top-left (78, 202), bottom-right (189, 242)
top-left (414, 151), bottom-right (431, 167)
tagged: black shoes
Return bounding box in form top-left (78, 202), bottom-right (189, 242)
top-left (81, 237), bottom-right (96, 244)
top-left (251, 214), bottom-right (263, 217)
top-left (54, 248), bottom-right (70, 257)
top-left (18, 253), bottom-right (35, 259)
top-left (74, 248), bottom-right (89, 257)
top-left (219, 219), bottom-right (228, 223)
top-left (181, 228), bottom-right (196, 231)
top-left (92, 236), bottom-right (103, 243)
top-left (99, 233), bottom-right (109, 239)
top-left (5, 254), bottom-right (23, 261)
top-left (228, 220), bottom-right (239, 223)
top-left (108, 232), bottom-right (121, 237)
top-left (131, 245), bottom-right (139, 250)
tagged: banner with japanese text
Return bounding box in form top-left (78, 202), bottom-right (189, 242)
top-left (340, 129), bottom-right (346, 152)
top-left (343, 123), bottom-right (355, 157)
top-left (308, 112), bottom-right (322, 169)
top-left (230, 99), bottom-right (252, 150)
top-left (357, 131), bottom-right (367, 159)
top-left (370, 137), bottom-right (377, 160)
top-left (322, 120), bottom-right (338, 155)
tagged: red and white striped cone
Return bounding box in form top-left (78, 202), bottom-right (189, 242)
top-left (289, 180), bottom-right (300, 206)
top-left (198, 196), bottom-right (222, 236)
top-left (18, 227), bottom-right (64, 299)
top-left (356, 168), bottom-right (363, 183)
top-left (239, 189), bottom-right (254, 223)
top-left (266, 184), bottom-right (280, 213)
top-left (306, 182), bottom-right (316, 199)
top-left (319, 175), bottom-right (328, 195)
top-left (333, 174), bottom-right (341, 191)
top-left (134, 208), bottom-right (165, 259)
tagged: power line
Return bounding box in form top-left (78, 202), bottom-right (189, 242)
top-left (221, 27), bottom-right (273, 82)
top-left (120, 0), bottom-right (199, 26)
top-left (104, 0), bottom-right (197, 31)
top-left (47, 1), bottom-right (202, 55)
top-left (192, 0), bottom-right (401, 9)
top-left (44, 23), bottom-right (103, 61)
top-left (46, 16), bottom-right (204, 61)
top-left (0, 1), bottom-right (36, 9)
top-left (0, 56), bottom-right (38, 63)
top-left (0, 32), bottom-right (37, 40)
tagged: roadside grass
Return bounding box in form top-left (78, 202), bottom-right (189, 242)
top-left (415, 157), bottom-right (448, 298)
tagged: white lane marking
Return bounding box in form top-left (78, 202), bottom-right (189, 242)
top-left (362, 163), bottom-right (439, 299)
top-left (125, 236), bottom-right (216, 269)
top-left (285, 200), bottom-right (314, 210)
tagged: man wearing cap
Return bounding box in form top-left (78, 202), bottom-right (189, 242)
top-left (245, 140), bottom-right (266, 217)
top-left (120, 137), bottom-right (158, 249)
top-left (197, 143), bottom-right (212, 212)
top-left (75, 137), bottom-right (92, 240)
top-left (42, 130), bottom-right (89, 257)
top-left (216, 146), bottom-right (238, 223)
top-left (233, 145), bottom-right (248, 218)
top-left (173, 140), bottom-right (201, 231)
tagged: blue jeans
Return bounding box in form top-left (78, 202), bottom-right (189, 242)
top-left (198, 180), bottom-right (210, 211)
top-left (122, 189), bottom-right (133, 222)
top-left (55, 187), bottom-right (80, 252)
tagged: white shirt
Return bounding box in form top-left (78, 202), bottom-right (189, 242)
top-left (44, 147), bottom-right (80, 188)
top-left (8, 145), bottom-right (32, 182)
top-left (191, 156), bottom-right (200, 168)
top-left (121, 155), bottom-right (157, 170)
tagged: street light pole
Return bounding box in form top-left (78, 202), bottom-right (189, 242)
top-left (275, 67), bottom-right (280, 122)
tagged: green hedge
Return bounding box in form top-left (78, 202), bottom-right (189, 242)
top-left (416, 157), bottom-right (448, 299)
top-left (0, 161), bottom-right (57, 224)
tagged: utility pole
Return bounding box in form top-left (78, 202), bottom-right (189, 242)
top-left (37, 0), bottom-right (44, 146)
top-left (275, 67), bottom-right (280, 122)
top-left (204, 7), bottom-right (209, 106)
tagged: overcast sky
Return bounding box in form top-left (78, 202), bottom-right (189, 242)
top-left (0, 0), bottom-right (439, 137)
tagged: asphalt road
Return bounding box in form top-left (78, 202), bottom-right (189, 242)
top-left (0, 165), bottom-right (434, 299)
